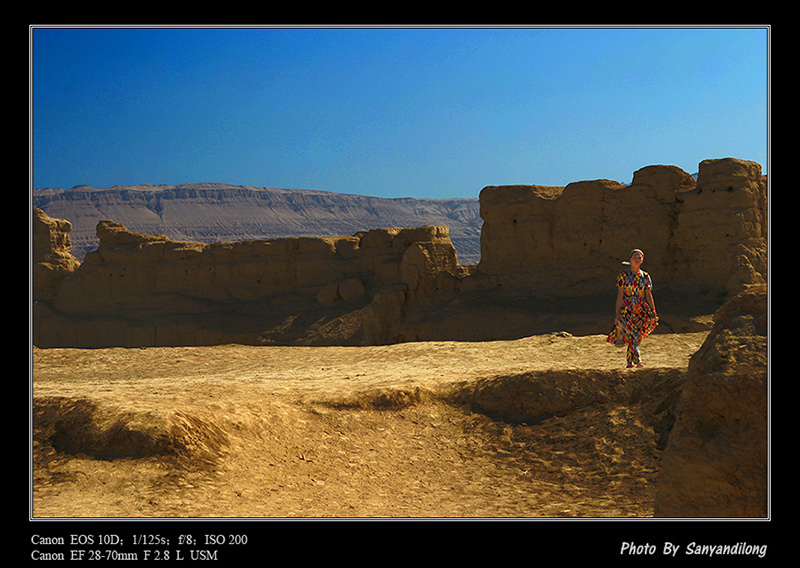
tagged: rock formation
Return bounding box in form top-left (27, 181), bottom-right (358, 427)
top-left (32, 157), bottom-right (767, 348)
top-left (654, 284), bottom-right (768, 517)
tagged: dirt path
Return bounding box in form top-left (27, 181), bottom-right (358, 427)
top-left (31, 332), bottom-right (708, 519)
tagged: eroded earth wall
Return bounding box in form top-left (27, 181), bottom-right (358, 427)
top-left (32, 212), bottom-right (464, 347)
top-left (477, 157), bottom-right (767, 297)
top-left (654, 284), bottom-right (768, 517)
top-left (32, 157), bottom-right (767, 348)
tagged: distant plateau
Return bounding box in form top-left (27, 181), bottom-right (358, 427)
top-left (32, 183), bottom-right (483, 264)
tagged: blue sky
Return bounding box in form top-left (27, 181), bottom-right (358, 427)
top-left (31, 26), bottom-right (769, 199)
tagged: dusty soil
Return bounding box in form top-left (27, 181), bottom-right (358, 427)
top-left (31, 331), bottom-right (708, 519)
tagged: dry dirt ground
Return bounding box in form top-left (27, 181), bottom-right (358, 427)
top-left (31, 331), bottom-right (708, 519)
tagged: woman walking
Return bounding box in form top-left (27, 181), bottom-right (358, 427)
top-left (608, 249), bottom-right (658, 368)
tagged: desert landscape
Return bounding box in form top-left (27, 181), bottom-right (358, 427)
top-left (31, 158), bottom-right (768, 522)
top-left (33, 332), bottom-right (708, 519)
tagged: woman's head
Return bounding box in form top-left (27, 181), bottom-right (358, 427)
top-left (623, 249), bottom-right (644, 266)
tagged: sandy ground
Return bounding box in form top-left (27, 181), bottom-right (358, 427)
top-left (31, 331), bottom-right (708, 519)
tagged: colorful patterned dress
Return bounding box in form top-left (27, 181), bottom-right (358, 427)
top-left (607, 268), bottom-right (658, 366)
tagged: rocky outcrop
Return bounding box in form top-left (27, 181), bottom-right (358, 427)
top-left (653, 284), bottom-right (768, 517)
top-left (476, 158), bottom-right (767, 298)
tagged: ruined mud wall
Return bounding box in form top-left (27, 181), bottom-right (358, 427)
top-left (32, 208), bottom-right (81, 302)
top-left (32, 209), bottom-right (463, 348)
top-left (477, 157), bottom-right (767, 297)
top-left (32, 157), bottom-right (767, 348)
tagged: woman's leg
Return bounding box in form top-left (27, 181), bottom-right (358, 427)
top-left (626, 340), bottom-right (640, 367)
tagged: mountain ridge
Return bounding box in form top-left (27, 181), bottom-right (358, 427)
top-left (32, 183), bottom-right (483, 264)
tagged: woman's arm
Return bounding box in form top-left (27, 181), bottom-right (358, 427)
top-left (646, 289), bottom-right (657, 316)
top-left (615, 287), bottom-right (623, 321)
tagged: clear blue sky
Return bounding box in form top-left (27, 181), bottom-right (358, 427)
top-left (31, 26), bottom-right (769, 199)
